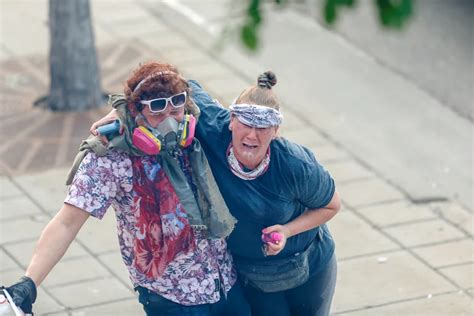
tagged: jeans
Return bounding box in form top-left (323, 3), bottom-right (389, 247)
top-left (137, 287), bottom-right (210, 316)
top-left (241, 253), bottom-right (337, 316)
top-left (136, 281), bottom-right (250, 316)
top-left (211, 280), bottom-right (251, 316)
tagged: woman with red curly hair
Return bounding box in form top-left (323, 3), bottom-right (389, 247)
top-left (3, 62), bottom-right (250, 316)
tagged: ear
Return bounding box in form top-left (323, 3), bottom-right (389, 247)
top-left (272, 126), bottom-right (280, 139)
top-left (229, 116), bottom-right (237, 131)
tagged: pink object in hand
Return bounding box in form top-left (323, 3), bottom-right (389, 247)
top-left (261, 232), bottom-right (282, 244)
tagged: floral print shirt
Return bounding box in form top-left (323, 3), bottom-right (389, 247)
top-left (65, 150), bottom-right (236, 305)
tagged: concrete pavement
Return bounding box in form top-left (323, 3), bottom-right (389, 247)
top-left (0, 0), bottom-right (472, 315)
top-left (157, 0), bottom-right (474, 212)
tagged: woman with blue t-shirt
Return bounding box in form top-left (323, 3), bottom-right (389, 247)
top-left (92, 70), bottom-right (341, 316)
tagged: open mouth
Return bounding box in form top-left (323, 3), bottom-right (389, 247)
top-left (243, 143), bottom-right (258, 149)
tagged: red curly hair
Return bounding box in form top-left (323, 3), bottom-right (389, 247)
top-left (124, 62), bottom-right (190, 117)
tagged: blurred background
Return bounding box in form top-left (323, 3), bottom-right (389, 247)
top-left (0, 0), bottom-right (472, 315)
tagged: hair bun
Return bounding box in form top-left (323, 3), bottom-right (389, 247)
top-left (257, 71), bottom-right (277, 89)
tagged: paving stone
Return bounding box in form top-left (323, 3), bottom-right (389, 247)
top-left (278, 110), bottom-right (306, 132)
top-left (431, 201), bottom-right (472, 225)
top-left (325, 160), bottom-right (375, 183)
top-left (101, 52), bottom-right (145, 91)
top-left (70, 299), bottom-right (141, 315)
top-left (97, 42), bottom-right (135, 69)
top-left (0, 267), bottom-right (26, 284)
top-left (280, 128), bottom-right (328, 147)
top-left (431, 202), bottom-right (474, 236)
top-left (439, 263), bottom-right (474, 289)
top-left (0, 138), bottom-right (33, 173)
top-left (98, 251), bottom-right (133, 289)
top-left (203, 74), bottom-right (251, 101)
top-left (143, 30), bottom-right (190, 51)
top-left (22, 141), bottom-right (62, 173)
top-left (164, 48), bottom-right (217, 68)
top-left (341, 291), bottom-right (473, 316)
top-left (0, 48), bottom-right (12, 62)
top-left (47, 277), bottom-right (133, 309)
top-left (357, 200), bottom-right (437, 227)
top-left (0, 216), bottom-right (49, 245)
top-left (14, 168), bottom-right (70, 212)
top-left (180, 61), bottom-right (233, 83)
top-left (91, 1), bottom-right (149, 24)
top-left (91, 21), bottom-right (115, 45)
top-left (0, 247), bottom-right (18, 271)
top-left (413, 239), bottom-right (473, 267)
top-left (332, 250), bottom-right (456, 313)
top-left (0, 176), bottom-right (22, 199)
top-left (76, 209), bottom-right (120, 255)
top-left (327, 211), bottom-right (399, 259)
top-left (101, 19), bottom-right (167, 39)
top-left (34, 287), bottom-right (67, 315)
top-left (339, 202), bottom-right (350, 212)
top-left (0, 195), bottom-right (42, 220)
top-left (384, 219), bottom-right (466, 248)
top-left (5, 240), bottom-right (88, 267)
top-left (308, 144), bottom-right (350, 163)
top-left (459, 217), bottom-right (474, 236)
top-left (168, 0), bottom-right (233, 21)
top-left (42, 257), bottom-right (111, 288)
top-left (0, 267), bottom-right (66, 314)
top-left (338, 178), bottom-right (405, 208)
top-left (0, 1), bottom-right (48, 57)
top-left (70, 297), bottom-right (142, 316)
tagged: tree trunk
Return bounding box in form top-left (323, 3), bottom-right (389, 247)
top-left (48, 0), bottom-right (103, 111)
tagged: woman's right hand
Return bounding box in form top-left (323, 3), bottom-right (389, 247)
top-left (90, 109), bottom-right (122, 136)
top-left (261, 225), bottom-right (291, 256)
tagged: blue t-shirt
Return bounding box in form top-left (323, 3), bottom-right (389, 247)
top-left (189, 80), bottom-right (336, 275)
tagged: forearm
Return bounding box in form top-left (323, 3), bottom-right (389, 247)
top-left (285, 191), bottom-right (340, 238)
top-left (25, 204), bottom-right (89, 286)
top-left (188, 80), bottom-right (219, 109)
top-left (263, 192), bottom-right (340, 257)
top-left (284, 206), bottom-right (337, 238)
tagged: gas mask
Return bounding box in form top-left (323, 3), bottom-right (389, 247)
top-left (132, 114), bottom-right (196, 155)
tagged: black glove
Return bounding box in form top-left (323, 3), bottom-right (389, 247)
top-left (3, 276), bottom-right (37, 314)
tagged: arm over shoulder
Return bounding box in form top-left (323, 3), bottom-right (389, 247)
top-left (188, 80), bottom-right (231, 140)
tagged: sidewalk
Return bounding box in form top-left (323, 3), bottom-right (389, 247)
top-left (0, 1), bottom-right (472, 315)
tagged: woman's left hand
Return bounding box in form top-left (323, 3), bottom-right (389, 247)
top-left (262, 225), bottom-right (291, 256)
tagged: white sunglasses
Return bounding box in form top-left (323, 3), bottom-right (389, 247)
top-left (140, 91), bottom-right (187, 113)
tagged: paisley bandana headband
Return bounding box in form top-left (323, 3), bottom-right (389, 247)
top-left (229, 103), bottom-right (283, 128)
